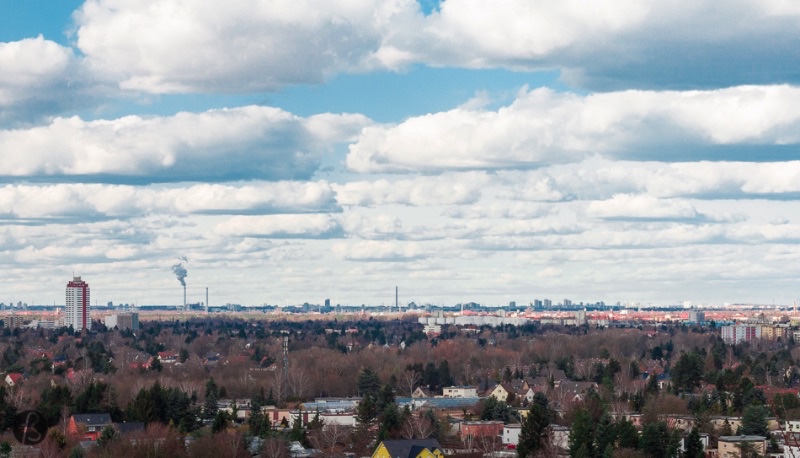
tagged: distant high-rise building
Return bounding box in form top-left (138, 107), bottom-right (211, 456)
top-left (543, 299), bottom-right (553, 308)
top-left (563, 299), bottom-right (572, 307)
top-left (6, 315), bottom-right (24, 329)
top-left (688, 310), bottom-right (705, 324)
top-left (720, 325), bottom-right (760, 345)
top-left (104, 312), bottom-right (139, 331)
top-left (66, 276), bottom-right (91, 331)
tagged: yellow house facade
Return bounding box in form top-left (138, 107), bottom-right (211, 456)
top-left (372, 439), bottom-right (444, 458)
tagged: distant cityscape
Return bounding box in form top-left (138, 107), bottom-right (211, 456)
top-left (2, 276), bottom-right (799, 314)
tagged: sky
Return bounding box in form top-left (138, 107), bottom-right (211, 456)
top-left (2, 0), bottom-right (800, 308)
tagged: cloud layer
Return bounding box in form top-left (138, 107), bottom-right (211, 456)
top-left (1, 1), bottom-right (799, 306)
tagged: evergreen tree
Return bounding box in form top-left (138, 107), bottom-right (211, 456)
top-left (480, 397), bottom-right (515, 423)
top-left (422, 362), bottom-right (441, 391)
top-left (517, 396), bottom-right (551, 458)
top-left (671, 352), bottom-right (704, 393)
top-left (646, 374), bottom-right (659, 394)
top-left (640, 422), bottom-right (671, 458)
top-left (569, 408), bottom-right (594, 458)
top-left (684, 428), bottom-right (704, 458)
top-left (378, 402), bottom-right (402, 441)
top-left (37, 385), bottom-right (71, 427)
top-left (439, 360), bottom-right (454, 387)
top-left (289, 417), bottom-right (305, 443)
top-left (204, 378), bottom-right (219, 420)
top-left (308, 410), bottom-right (324, 430)
top-left (356, 392), bottom-right (378, 426)
top-left (358, 368), bottom-right (381, 399)
top-left (616, 418), bottom-right (640, 450)
top-left (211, 410), bottom-right (228, 433)
top-left (377, 384), bottom-right (396, 412)
top-left (741, 405), bottom-right (768, 436)
top-left (593, 413), bottom-right (617, 456)
top-left (96, 425), bottom-right (116, 448)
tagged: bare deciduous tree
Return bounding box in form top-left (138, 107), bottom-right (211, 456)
top-left (309, 423), bottom-right (350, 457)
top-left (401, 412), bottom-right (434, 439)
top-left (261, 437), bottom-right (290, 458)
top-left (288, 366), bottom-right (310, 400)
top-left (401, 369), bottom-right (421, 397)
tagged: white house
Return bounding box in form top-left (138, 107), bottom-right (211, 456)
top-left (320, 412), bottom-right (357, 427)
top-left (502, 424), bottom-right (521, 446)
top-left (443, 386), bottom-right (478, 398)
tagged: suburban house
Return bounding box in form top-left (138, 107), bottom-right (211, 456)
top-left (461, 420), bottom-right (504, 439)
top-left (487, 383), bottom-right (517, 402)
top-left (709, 416), bottom-right (743, 434)
top-left (157, 351), bottom-right (178, 364)
top-left (718, 435), bottom-right (766, 457)
top-left (502, 424), bottom-right (521, 447)
top-left (5, 373), bottom-right (23, 387)
top-left (552, 381), bottom-right (597, 406)
top-left (443, 386), bottom-right (478, 398)
top-left (372, 439), bottom-right (444, 458)
top-left (67, 414), bottom-right (113, 441)
top-left (412, 387), bottom-right (434, 398)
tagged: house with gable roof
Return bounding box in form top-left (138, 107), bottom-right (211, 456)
top-left (67, 413), bottom-right (113, 441)
top-left (372, 439), bottom-right (444, 458)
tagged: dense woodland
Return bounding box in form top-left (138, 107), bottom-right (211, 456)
top-left (0, 316), bottom-right (797, 457)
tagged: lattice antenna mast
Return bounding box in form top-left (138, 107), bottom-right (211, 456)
top-left (282, 331), bottom-right (289, 398)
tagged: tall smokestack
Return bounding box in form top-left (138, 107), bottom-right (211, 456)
top-left (206, 287), bottom-right (209, 314)
top-left (172, 258), bottom-right (188, 312)
top-left (395, 286), bottom-right (398, 311)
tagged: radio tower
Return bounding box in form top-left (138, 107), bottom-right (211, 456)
top-left (282, 331), bottom-right (289, 399)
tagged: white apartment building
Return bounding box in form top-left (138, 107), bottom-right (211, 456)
top-left (66, 276), bottom-right (91, 331)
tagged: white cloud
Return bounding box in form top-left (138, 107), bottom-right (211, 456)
top-left (331, 240), bottom-right (424, 261)
top-left (586, 194), bottom-right (701, 220)
top-left (74, 0), bottom-right (412, 93)
top-left (498, 158), bottom-right (800, 202)
top-left (0, 181), bottom-right (338, 220)
top-left (347, 86), bottom-right (800, 173)
top-left (333, 172), bottom-right (488, 206)
top-left (0, 106), bottom-right (370, 181)
top-left (0, 36), bottom-right (94, 123)
top-left (0, 36), bottom-right (73, 98)
top-left (386, 0), bottom-right (800, 89)
top-left (213, 214), bottom-right (341, 238)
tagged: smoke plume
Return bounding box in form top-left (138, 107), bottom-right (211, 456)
top-left (172, 260), bottom-right (187, 286)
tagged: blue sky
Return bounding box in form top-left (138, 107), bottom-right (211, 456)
top-left (2, 0), bottom-right (800, 307)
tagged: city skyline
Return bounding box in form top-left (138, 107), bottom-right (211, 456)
top-left (2, 1), bottom-right (800, 307)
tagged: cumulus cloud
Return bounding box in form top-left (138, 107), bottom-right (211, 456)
top-left (331, 240), bottom-right (424, 261)
top-left (61, 1), bottom-right (800, 94)
top-left (73, 0), bottom-right (413, 93)
top-left (498, 158), bottom-right (800, 202)
top-left (0, 181), bottom-right (338, 221)
top-left (347, 86), bottom-right (800, 173)
top-left (213, 214), bottom-right (342, 238)
top-left (0, 106), bottom-right (369, 182)
top-left (385, 0), bottom-right (800, 89)
top-left (586, 194), bottom-right (702, 221)
top-left (333, 172), bottom-right (488, 206)
top-left (0, 36), bottom-right (99, 123)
